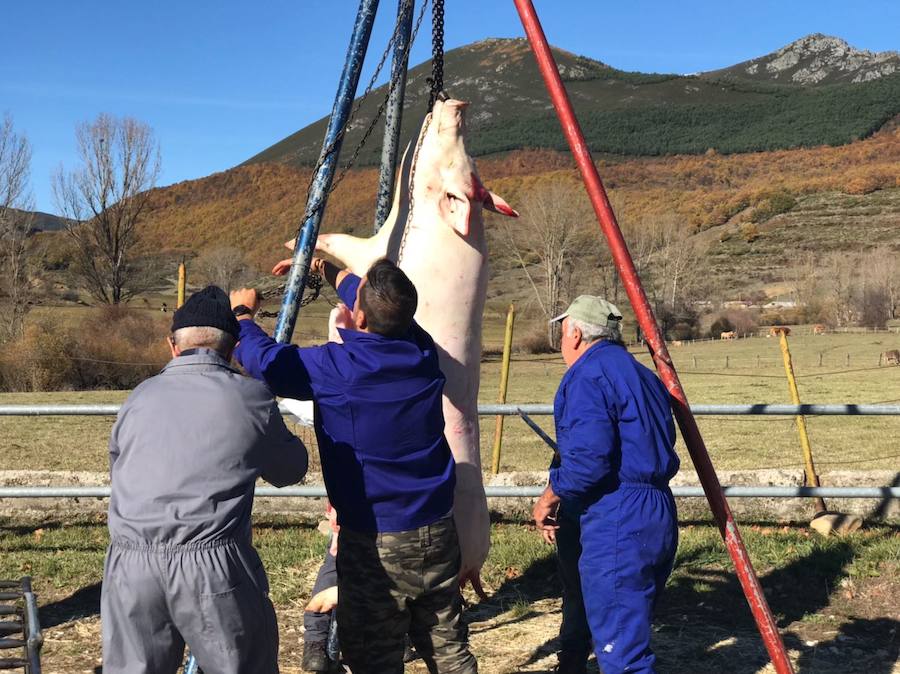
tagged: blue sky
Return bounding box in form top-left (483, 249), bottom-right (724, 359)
top-left (2, 1), bottom-right (897, 212)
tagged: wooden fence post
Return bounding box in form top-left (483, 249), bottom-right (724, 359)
top-left (491, 304), bottom-right (516, 474)
top-left (177, 259), bottom-right (187, 309)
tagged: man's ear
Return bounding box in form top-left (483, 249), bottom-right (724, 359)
top-left (570, 325), bottom-right (583, 349)
top-left (167, 336), bottom-right (179, 358)
top-left (354, 308), bottom-right (368, 332)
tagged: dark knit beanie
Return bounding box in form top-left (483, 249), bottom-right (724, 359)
top-left (171, 285), bottom-right (240, 341)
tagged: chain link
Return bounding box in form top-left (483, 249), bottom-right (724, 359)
top-left (258, 272), bottom-right (325, 314)
top-left (396, 113), bottom-right (432, 266)
top-left (302, 0), bottom-right (429, 217)
top-left (427, 0), bottom-right (444, 110)
top-left (329, 0), bottom-right (429, 196)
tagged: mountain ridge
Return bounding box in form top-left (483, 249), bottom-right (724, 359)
top-left (245, 33), bottom-right (900, 167)
top-left (707, 33), bottom-right (900, 85)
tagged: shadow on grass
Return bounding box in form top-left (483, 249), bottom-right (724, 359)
top-left (476, 527), bottom-right (899, 673)
top-left (467, 552), bottom-right (560, 629)
top-left (41, 581), bottom-right (101, 629)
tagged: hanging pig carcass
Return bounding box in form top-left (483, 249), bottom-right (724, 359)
top-left (312, 97), bottom-right (517, 590)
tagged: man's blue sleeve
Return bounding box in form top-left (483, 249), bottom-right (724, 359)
top-left (234, 320), bottom-right (319, 400)
top-left (549, 374), bottom-right (618, 502)
top-left (337, 274), bottom-right (361, 310)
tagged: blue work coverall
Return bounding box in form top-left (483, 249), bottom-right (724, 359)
top-left (550, 340), bottom-right (679, 674)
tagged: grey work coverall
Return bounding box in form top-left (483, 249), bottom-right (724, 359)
top-left (101, 350), bottom-right (308, 674)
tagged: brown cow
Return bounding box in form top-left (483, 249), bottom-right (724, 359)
top-left (720, 331), bottom-right (736, 340)
top-left (813, 324), bottom-right (827, 335)
top-left (883, 350), bottom-right (900, 366)
top-left (769, 326), bottom-right (791, 337)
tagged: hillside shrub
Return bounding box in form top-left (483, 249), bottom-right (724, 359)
top-left (740, 223), bottom-right (760, 243)
top-left (749, 189), bottom-right (797, 223)
top-left (709, 316), bottom-right (734, 338)
top-left (860, 288), bottom-right (890, 329)
top-left (0, 308), bottom-right (169, 392)
top-left (708, 196), bottom-right (751, 227)
top-left (844, 175), bottom-right (881, 195)
top-left (759, 307), bottom-right (806, 326)
top-left (725, 309), bottom-right (759, 336)
top-left (518, 327), bottom-right (555, 355)
top-left (657, 306), bottom-right (700, 341)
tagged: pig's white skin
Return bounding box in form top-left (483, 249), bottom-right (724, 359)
top-left (315, 99), bottom-right (508, 582)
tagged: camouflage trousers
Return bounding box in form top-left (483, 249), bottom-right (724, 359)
top-left (336, 517), bottom-right (478, 674)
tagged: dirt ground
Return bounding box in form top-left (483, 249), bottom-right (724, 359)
top-left (31, 566), bottom-right (900, 674)
top-left (19, 524), bottom-right (900, 674)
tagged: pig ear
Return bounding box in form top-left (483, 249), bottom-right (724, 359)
top-left (483, 191), bottom-right (518, 217)
top-left (444, 193), bottom-right (471, 237)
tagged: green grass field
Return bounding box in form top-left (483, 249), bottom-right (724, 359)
top-left (1, 517), bottom-right (897, 673)
top-left (1, 330), bottom-right (898, 475)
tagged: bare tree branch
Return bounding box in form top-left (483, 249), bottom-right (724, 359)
top-left (0, 114), bottom-right (34, 339)
top-left (53, 114), bottom-right (160, 304)
top-left (500, 181), bottom-right (595, 347)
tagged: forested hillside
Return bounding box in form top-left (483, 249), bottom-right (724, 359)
top-left (246, 37), bottom-right (900, 166)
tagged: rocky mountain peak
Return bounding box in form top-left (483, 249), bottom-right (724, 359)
top-left (740, 33), bottom-right (899, 85)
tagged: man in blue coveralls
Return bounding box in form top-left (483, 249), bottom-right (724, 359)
top-left (230, 257), bottom-right (477, 674)
top-left (532, 295), bottom-right (679, 674)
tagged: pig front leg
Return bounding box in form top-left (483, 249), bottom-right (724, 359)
top-left (443, 400), bottom-right (491, 594)
top-left (315, 233), bottom-right (385, 277)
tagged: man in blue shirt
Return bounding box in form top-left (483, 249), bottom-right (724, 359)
top-left (533, 296), bottom-right (679, 674)
top-left (230, 258), bottom-right (477, 674)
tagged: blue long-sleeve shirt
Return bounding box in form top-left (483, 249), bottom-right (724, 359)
top-left (234, 274), bottom-right (455, 533)
top-left (550, 340), bottom-right (679, 512)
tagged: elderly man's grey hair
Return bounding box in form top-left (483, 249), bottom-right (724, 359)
top-left (173, 326), bottom-right (236, 356)
top-left (566, 317), bottom-right (622, 344)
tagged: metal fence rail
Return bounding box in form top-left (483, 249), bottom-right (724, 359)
top-left (2, 403), bottom-right (900, 417)
top-left (1, 486), bottom-right (898, 499)
top-left (2, 402), bottom-right (898, 500)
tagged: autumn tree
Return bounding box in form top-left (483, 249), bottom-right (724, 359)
top-left (53, 114), bottom-right (160, 304)
top-left (0, 114), bottom-right (34, 339)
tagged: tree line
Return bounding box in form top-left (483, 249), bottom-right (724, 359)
top-left (470, 72), bottom-right (900, 157)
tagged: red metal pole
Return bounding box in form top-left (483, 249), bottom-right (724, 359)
top-left (512, 2), bottom-right (794, 672)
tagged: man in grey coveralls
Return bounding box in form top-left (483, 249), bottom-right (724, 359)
top-left (101, 286), bottom-right (309, 674)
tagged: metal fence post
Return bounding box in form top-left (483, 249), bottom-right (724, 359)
top-left (491, 304), bottom-right (516, 474)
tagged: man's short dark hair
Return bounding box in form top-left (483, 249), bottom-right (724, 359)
top-left (359, 259), bottom-right (418, 338)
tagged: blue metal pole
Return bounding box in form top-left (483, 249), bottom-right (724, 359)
top-left (274, 0), bottom-right (381, 343)
top-left (373, 0), bottom-right (414, 233)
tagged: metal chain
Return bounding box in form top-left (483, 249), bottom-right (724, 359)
top-left (258, 272), bottom-right (325, 316)
top-left (396, 113), bottom-right (432, 266)
top-left (304, 0), bottom-right (429, 213)
top-left (427, 0), bottom-right (444, 109)
top-left (329, 0), bottom-right (429, 195)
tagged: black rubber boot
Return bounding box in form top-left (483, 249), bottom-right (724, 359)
top-left (302, 641), bottom-right (330, 672)
top-left (557, 649), bottom-right (590, 674)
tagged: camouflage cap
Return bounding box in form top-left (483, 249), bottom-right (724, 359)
top-left (550, 295), bottom-right (623, 329)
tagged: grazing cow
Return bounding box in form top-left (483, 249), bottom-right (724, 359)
top-left (720, 331), bottom-right (736, 340)
top-left (672, 340), bottom-right (683, 347)
top-left (884, 350), bottom-right (900, 366)
top-left (813, 324), bottom-right (827, 335)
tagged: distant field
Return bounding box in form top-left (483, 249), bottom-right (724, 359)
top-left (1, 330), bottom-right (898, 475)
